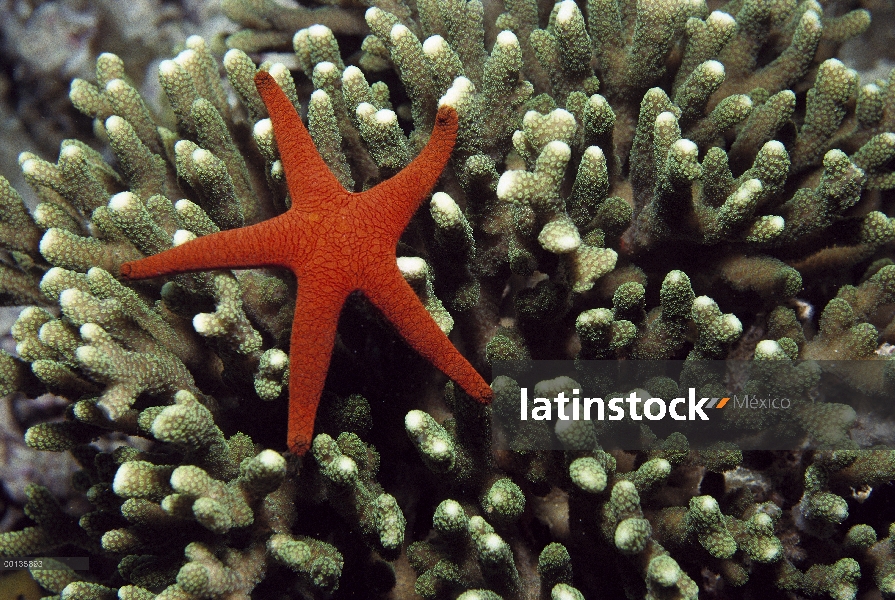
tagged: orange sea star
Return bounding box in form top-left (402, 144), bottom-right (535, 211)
top-left (121, 71), bottom-right (493, 455)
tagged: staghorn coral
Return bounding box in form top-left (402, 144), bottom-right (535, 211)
top-left (0, 0), bottom-right (895, 598)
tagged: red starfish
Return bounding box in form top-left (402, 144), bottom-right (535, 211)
top-left (121, 71), bottom-right (492, 455)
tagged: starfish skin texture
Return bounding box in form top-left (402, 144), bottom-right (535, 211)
top-left (120, 71), bottom-right (493, 455)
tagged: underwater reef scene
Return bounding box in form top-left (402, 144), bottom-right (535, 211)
top-left (1, 0), bottom-right (895, 597)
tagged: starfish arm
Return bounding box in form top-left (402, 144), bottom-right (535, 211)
top-left (120, 220), bottom-right (293, 279)
top-left (362, 106), bottom-right (459, 237)
top-left (285, 278), bottom-right (348, 455)
top-left (254, 71), bottom-right (346, 206)
top-left (361, 266), bottom-right (492, 404)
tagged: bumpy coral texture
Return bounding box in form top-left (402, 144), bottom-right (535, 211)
top-left (0, 0), bottom-right (894, 598)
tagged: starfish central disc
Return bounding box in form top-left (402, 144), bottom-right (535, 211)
top-left (120, 71), bottom-right (492, 455)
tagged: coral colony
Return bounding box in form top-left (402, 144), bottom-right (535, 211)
top-left (0, 0), bottom-right (894, 598)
